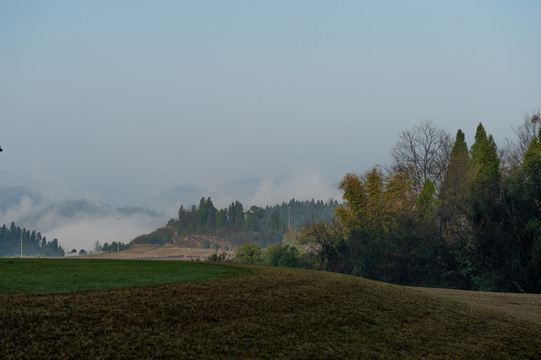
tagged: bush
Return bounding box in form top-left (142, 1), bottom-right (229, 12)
top-left (263, 245), bottom-right (283, 266)
top-left (207, 252), bottom-right (230, 263)
top-left (278, 246), bottom-right (300, 268)
top-left (262, 245), bottom-right (301, 268)
top-left (233, 243), bottom-right (262, 264)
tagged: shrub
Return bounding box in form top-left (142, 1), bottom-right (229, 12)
top-left (207, 252), bottom-right (230, 263)
top-left (233, 243), bottom-right (262, 264)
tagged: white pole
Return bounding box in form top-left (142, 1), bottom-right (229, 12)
top-left (20, 229), bottom-right (22, 259)
top-left (288, 206), bottom-right (291, 232)
top-left (117, 218), bottom-right (120, 252)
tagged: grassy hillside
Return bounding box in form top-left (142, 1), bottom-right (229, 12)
top-left (1, 260), bottom-right (540, 359)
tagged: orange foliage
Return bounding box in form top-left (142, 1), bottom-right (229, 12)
top-left (336, 168), bottom-right (416, 235)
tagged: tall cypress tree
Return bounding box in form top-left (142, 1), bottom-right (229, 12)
top-left (440, 129), bottom-right (470, 239)
top-left (467, 133), bottom-right (502, 290)
top-left (470, 123), bottom-right (487, 165)
top-left (470, 134), bottom-right (500, 220)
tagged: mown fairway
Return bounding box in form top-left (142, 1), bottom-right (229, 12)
top-left (1, 260), bottom-right (540, 359)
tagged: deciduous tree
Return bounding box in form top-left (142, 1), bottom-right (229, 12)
top-left (391, 120), bottom-right (452, 192)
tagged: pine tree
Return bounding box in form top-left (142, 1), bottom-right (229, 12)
top-left (228, 201), bottom-right (245, 230)
top-left (215, 209), bottom-right (227, 230)
top-left (266, 210), bottom-right (286, 242)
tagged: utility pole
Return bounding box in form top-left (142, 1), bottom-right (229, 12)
top-left (117, 218), bottom-right (120, 252)
top-left (288, 206), bottom-right (291, 232)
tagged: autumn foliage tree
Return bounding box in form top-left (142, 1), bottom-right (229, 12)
top-left (301, 118), bottom-right (541, 293)
top-left (327, 168), bottom-right (440, 283)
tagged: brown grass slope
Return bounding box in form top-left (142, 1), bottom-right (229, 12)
top-left (1, 266), bottom-right (540, 359)
top-left (408, 286), bottom-right (541, 326)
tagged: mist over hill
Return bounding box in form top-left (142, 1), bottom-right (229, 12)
top-left (0, 186), bottom-right (166, 252)
top-left (0, 186), bottom-right (42, 212)
top-left (0, 175), bottom-right (340, 253)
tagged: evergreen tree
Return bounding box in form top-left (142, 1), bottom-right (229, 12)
top-left (196, 197), bottom-right (217, 234)
top-left (467, 133), bottom-right (502, 290)
top-left (469, 135), bottom-right (500, 222)
top-left (439, 129), bottom-right (470, 244)
top-left (522, 127), bottom-right (541, 199)
top-left (515, 127), bottom-right (541, 291)
top-left (0, 223), bottom-right (65, 257)
top-left (470, 123), bottom-right (487, 165)
top-left (215, 209), bottom-right (228, 233)
top-left (242, 206), bottom-right (263, 233)
top-left (417, 179), bottom-right (439, 228)
top-left (266, 210), bottom-right (287, 243)
top-left (228, 201), bottom-right (245, 230)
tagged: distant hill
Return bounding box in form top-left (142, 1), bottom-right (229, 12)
top-left (19, 199), bottom-right (162, 225)
top-left (131, 197), bottom-right (340, 249)
top-left (0, 187), bottom-right (165, 252)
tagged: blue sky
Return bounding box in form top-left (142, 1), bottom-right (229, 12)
top-left (1, 0), bottom-right (540, 212)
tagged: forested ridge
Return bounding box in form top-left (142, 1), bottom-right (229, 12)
top-left (299, 115), bottom-right (541, 293)
top-left (0, 222), bottom-right (65, 257)
top-left (131, 198), bottom-right (339, 249)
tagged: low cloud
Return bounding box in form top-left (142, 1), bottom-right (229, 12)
top-left (212, 168), bottom-right (341, 208)
top-left (0, 191), bottom-right (166, 253)
top-left (43, 214), bottom-right (164, 252)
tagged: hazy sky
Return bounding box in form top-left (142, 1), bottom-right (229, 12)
top-left (2, 1), bottom-right (540, 213)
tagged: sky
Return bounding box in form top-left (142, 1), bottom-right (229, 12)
top-left (1, 1), bottom-right (541, 223)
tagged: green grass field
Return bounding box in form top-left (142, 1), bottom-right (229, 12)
top-left (0, 258), bottom-right (241, 295)
top-left (1, 259), bottom-right (540, 359)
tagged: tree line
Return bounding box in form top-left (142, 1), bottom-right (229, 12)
top-left (92, 240), bottom-right (127, 254)
top-left (299, 115), bottom-right (541, 293)
top-left (131, 198), bottom-right (339, 248)
top-left (0, 222), bottom-right (65, 257)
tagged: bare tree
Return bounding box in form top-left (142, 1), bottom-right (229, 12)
top-left (500, 112), bottom-right (540, 176)
top-left (515, 113), bottom-right (540, 155)
top-left (391, 120), bottom-right (452, 193)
